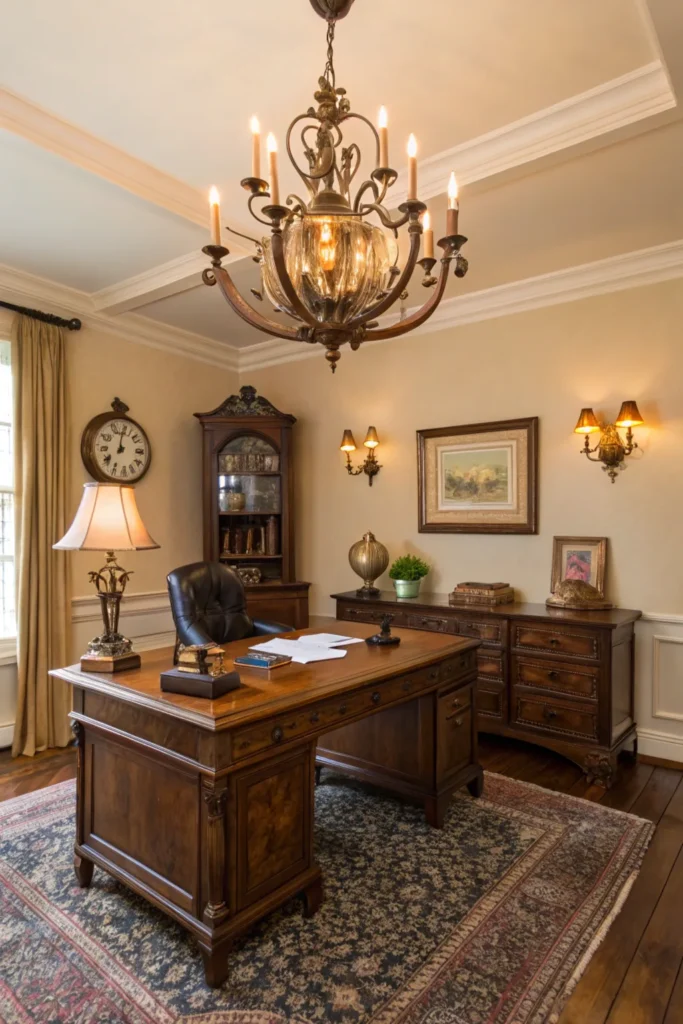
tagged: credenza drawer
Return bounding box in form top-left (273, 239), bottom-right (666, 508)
top-left (477, 648), bottom-right (505, 681)
top-left (456, 618), bottom-right (504, 646)
top-left (512, 623), bottom-right (599, 661)
top-left (512, 656), bottom-right (599, 701)
top-left (476, 680), bottom-right (506, 722)
top-left (512, 692), bottom-right (598, 741)
top-left (337, 603), bottom-right (408, 627)
top-left (406, 613), bottom-right (456, 634)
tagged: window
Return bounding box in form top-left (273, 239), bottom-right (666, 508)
top-left (0, 341), bottom-right (14, 638)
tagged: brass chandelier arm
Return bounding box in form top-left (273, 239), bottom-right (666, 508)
top-left (347, 227), bottom-right (421, 329)
top-left (211, 266), bottom-right (301, 340)
top-left (270, 231), bottom-right (320, 326)
top-left (362, 256), bottom-right (450, 341)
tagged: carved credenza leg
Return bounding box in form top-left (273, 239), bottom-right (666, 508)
top-left (71, 718), bottom-right (94, 887)
top-left (584, 750), bottom-right (616, 788)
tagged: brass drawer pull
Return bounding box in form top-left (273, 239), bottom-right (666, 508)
top-left (549, 637), bottom-right (560, 646)
top-left (429, 669), bottom-right (439, 681)
top-left (272, 726), bottom-right (284, 743)
top-left (339, 704), bottom-right (348, 715)
top-left (452, 697), bottom-right (462, 708)
top-left (445, 711), bottom-right (464, 724)
top-left (310, 712), bottom-right (320, 724)
top-left (371, 691), bottom-right (381, 705)
top-left (547, 670), bottom-right (559, 681)
top-left (403, 679), bottom-right (412, 691)
top-left (543, 707), bottom-right (558, 720)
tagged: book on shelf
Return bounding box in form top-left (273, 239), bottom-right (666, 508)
top-left (454, 581), bottom-right (510, 594)
top-left (449, 585), bottom-right (515, 606)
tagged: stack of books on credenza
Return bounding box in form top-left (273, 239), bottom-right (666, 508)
top-left (449, 582), bottom-right (515, 606)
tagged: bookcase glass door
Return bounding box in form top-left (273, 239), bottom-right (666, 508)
top-left (217, 434), bottom-right (282, 581)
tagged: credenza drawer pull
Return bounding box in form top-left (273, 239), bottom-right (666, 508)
top-left (272, 726), bottom-right (283, 743)
top-left (543, 707), bottom-right (558, 720)
top-left (549, 637), bottom-right (559, 646)
top-left (371, 691), bottom-right (381, 705)
top-left (548, 670), bottom-right (559, 681)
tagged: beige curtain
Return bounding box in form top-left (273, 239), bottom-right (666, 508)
top-left (12, 315), bottom-right (71, 756)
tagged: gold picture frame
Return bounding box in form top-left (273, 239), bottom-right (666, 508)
top-left (551, 536), bottom-right (608, 597)
top-left (417, 417), bottom-right (538, 534)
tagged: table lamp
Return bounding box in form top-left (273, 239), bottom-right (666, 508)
top-left (54, 482), bottom-right (159, 672)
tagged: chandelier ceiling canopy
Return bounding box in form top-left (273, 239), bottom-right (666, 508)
top-left (202, 0), bottom-right (469, 371)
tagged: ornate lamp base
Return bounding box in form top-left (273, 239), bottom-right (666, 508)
top-left (80, 565), bottom-right (141, 673)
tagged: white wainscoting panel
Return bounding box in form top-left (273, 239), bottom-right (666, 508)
top-left (635, 614), bottom-right (683, 762)
top-left (71, 589), bottom-right (174, 658)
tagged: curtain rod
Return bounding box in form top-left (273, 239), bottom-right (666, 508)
top-left (0, 299), bottom-right (82, 331)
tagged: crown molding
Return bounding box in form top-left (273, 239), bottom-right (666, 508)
top-left (0, 262), bottom-right (240, 373)
top-left (91, 251), bottom-right (211, 315)
top-left (0, 87), bottom-right (217, 229)
top-left (239, 238), bottom-right (683, 371)
top-left (392, 61), bottom-right (676, 205)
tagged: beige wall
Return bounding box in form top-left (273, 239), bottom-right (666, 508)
top-left (245, 277), bottom-right (683, 617)
top-left (67, 327), bottom-right (238, 596)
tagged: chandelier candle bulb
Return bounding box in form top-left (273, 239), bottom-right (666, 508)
top-left (250, 116), bottom-right (261, 179)
top-left (447, 172), bottom-right (459, 236)
top-left (209, 186), bottom-right (221, 245)
top-left (407, 134), bottom-right (418, 200)
top-left (378, 106), bottom-right (389, 167)
top-left (423, 211), bottom-right (434, 259)
top-left (267, 133), bottom-right (280, 206)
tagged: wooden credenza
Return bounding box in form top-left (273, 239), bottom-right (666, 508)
top-left (333, 590), bottom-right (642, 786)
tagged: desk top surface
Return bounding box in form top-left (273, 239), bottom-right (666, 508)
top-left (51, 617), bottom-right (476, 731)
top-left (332, 591), bottom-right (642, 628)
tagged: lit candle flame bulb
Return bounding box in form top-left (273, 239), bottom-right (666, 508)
top-left (407, 134), bottom-right (418, 200)
top-left (378, 106), bottom-right (389, 167)
top-left (266, 133), bottom-right (280, 205)
top-left (250, 116), bottom-right (261, 179)
top-left (320, 220), bottom-right (336, 272)
top-left (208, 186), bottom-right (221, 245)
top-left (422, 210), bottom-right (434, 260)
top-left (447, 171), bottom-right (459, 236)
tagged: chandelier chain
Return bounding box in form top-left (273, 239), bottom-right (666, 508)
top-left (324, 19), bottom-right (336, 89)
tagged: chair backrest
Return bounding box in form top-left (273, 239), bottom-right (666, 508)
top-left (167, 561), bottom-right (254, 647)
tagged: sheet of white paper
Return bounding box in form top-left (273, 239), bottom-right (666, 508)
top-left (304, 633), bottom-right (363, 647)
top-left (250, 639), bottom-right (348, 664)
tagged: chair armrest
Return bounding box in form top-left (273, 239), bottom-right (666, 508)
top-left (252, 619), bottom-right (296, 636)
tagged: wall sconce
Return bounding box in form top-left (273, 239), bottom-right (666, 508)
top-left (574, 400), bottom-right (644, 483)
top-left (340, 427), bottom-right (382, 486)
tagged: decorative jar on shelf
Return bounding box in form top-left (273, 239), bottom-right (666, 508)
top-left (348, 531), bottom-right (389, 598)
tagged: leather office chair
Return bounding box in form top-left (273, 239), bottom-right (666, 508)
top-left (167, 561), bottom-right (294, 651)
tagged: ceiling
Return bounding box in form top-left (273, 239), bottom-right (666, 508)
top-left (1, 0), bottom-right (682, 367)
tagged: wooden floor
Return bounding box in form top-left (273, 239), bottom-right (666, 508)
top-left (1, 735), bottom-right (682, 1023)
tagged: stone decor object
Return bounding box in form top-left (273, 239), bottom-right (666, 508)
top-left (546, 578), bottom-right (613, 610)
top-left (348, 530), bottom-right (389, 597)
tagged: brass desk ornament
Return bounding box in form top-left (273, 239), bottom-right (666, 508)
top-left (348, 531), bottom-right (389, 598)
top-left (546, 579), bottom-right (613, 610)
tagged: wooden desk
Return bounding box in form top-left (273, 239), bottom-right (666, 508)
top-left (51, 619), bottom-right (481, 987)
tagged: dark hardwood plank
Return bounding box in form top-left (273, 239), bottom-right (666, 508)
top-left (559, 778), bottom-right (683, 1023)
top-left (663, 962), bottom-right (683, 1024)
top-left (607, 844), bottom-right (683, 1023)
top-left (630, 768), bottom-right (682, 826)
top-left (599, 762), bottom-right (654, 812)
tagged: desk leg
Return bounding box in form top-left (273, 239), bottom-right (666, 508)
top-left (302, 875), bottom-right (323, 917)
top-left (73, 852), bottom-right (94, 888)
top-left (200, 941), bottom-right (233, 988)
top-left (71, 718), bottom-right (94, 887)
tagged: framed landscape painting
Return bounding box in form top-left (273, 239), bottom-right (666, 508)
top-left (417, 417), bottom-right (538, 533)
top-left (551, 536), bottom-right (607, 596)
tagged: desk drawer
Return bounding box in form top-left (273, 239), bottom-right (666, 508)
top-left (476, 680), bottom-right (506, 722)
top-left (512, 691), bottom-right (598, 741)
top-left (440, 649), bottom-right (477, 685)
top-left (232, 664), bottom-right (444, 762)
top-left (513, 656), bottom-right (599, 701)
top-left (437, 684), bottom-right (474, 778)
top-left (512, 623), bottom-right (599, 660)
top-left (477, 648), bottom-right (505, 681)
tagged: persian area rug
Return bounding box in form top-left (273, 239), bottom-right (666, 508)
top-left (0, 773), bottom-right (652, 1024)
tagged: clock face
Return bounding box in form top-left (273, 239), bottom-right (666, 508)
top-left (90, 417), bottom-right (151, 482)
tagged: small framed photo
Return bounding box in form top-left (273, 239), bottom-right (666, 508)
top-left (551, 536), bottom-right (607, 596)
top-left (417, 417), bottom-right (538, 534)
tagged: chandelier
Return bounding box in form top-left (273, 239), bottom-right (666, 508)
top-left (202, 0), bottom-right (469, 372)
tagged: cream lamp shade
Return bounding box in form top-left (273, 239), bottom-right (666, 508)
top-left (54, 483), bottom-right (159, 552)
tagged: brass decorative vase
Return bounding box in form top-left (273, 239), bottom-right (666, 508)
top-left (348, 531), bottom-right (389, 598)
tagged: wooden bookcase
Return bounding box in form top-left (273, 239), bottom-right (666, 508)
top-left (195, 386), bottom-right (309, 628)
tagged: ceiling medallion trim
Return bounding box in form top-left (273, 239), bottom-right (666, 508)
top-left (201, 2), bottom-right (468, 371)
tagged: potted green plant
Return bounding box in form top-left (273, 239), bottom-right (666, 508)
top-left (388, 554), bottom-right (430, 599)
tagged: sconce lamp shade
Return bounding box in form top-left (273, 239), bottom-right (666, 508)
top-left (54, 483), bottom-right (159, 551)
top-left (615, 400), bottom-right (644, 428)
top-left (340, 430), bottom-right (357, 452)
top-left (574, 408), bottom-right (600, 434)
top-left (363, 426), bottom-right (380, 449)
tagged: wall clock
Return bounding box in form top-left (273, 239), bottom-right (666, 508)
top-left (81, 397), bottom-right (152, 483)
